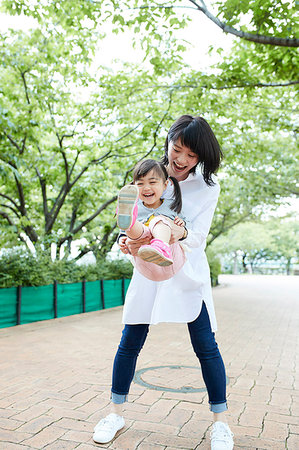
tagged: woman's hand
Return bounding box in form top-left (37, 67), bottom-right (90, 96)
top-left (169, 222), bottom-right (186, 244)
top-left (126, 237), bottom-right (151, 256)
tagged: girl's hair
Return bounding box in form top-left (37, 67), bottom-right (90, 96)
top-left (133, 159), bottom-right (182, 213)
top-left (161, 115), bottom-right (223, 186)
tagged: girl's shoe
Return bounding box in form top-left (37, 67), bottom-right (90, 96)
top-left (117, 185), bottom-right (139, 230)
top-left (210, 421), bottom-right (234, 450)
top-left (93, 413), bottom-right (125, 444)
top-left (138, 238), bottom-right (173, 266)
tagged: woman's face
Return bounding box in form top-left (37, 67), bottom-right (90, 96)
top-left (167, 139), bottom-right (199, 181)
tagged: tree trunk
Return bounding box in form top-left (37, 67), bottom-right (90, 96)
top-left (242, 253), bottom-right (247, 273)
top-left (286, 258), bottom-right (291, 275)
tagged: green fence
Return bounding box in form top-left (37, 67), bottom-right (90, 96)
top-left (0, 279), bottom-right (131, 329)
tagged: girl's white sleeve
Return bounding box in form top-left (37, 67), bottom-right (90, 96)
top-left (184, 183), bottom-right (220, 249)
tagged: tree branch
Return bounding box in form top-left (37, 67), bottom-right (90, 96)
top-left (20, 71), bottom-right (31, 104)
top-left (1, 159), bottom-right (39, 243)
top-left (122, 90), bottom-right (174, 185)
top-left (136, 2), bottom-right (299, 47)
top-left (209, 212), bottom-right (252, 244)
top-left (21, 135), bottom-right (27, 155)
top-left (0, 211), bottom-right (27, 244)
top-left (69, 204), bottom-right (79, 233)
top-left (35, 167), bottom-right (49, 221)
top-left (57, 195), bottom-right (118, 246)
top-left (69, 150), bottom-right (80, 178)
top-left (0, 193), bottom-right (21, 212)
top-left (2, 131), bottom-right (22, 153)
top-left (0, 210), bottom-right (15, 226)
top-left (133, 80), bottom-right (299, 93)
top-left (0, 203), bottom-right (21, 218)
top-left (188, 0), bottom-right (299, 47)
top-left (115, 116), bottom-right (151, 143)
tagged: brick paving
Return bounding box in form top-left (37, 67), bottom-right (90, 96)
top-left (0, 274), bottom-right (298, 449)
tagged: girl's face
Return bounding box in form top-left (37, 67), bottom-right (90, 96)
top-left (135, 169), bottom-right (168, 209)
top-left (167, 139), bottom-right (199, 181)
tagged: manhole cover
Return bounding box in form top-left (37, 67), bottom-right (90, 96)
top-left (134, 365), bottom-right (229, 393)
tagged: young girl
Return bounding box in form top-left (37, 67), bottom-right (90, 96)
top-left (116, 159), bottom-right (188, 281)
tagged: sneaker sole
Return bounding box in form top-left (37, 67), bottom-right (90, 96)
top-left (138, 247), bottom-right (173, 266)
top-left (117, 185), bottom-right (139, 230)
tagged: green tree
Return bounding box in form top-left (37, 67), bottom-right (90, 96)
top-left (0, 22), bottom-right (182, 258)
top-left (212, 219), bottom-right (298, 274)
top-left (268, 218), bottom-right (299, 274)
top-left (0, 0), bottom-right (298, 261)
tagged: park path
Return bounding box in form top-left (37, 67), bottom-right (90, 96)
top-left (0, 274), bottom-right (298, 449)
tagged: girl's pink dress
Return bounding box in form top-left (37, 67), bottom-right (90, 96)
top-left (132, 215), bottom-right (186, 281)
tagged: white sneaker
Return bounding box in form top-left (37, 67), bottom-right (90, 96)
top-left (93, 413), bottom-right (125, 444)
top-left (210, 421), bottom-right (234, 450)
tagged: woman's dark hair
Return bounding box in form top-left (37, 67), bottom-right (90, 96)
top-left (133, 159), bottom-right (182, 213)
top-left (161, 115), bottom-right (223, 186)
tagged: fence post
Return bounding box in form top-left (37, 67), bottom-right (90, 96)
top-left (82, 279), bottom-right (86, 313)
top-left (121, 279), bottom-right (125, 305)
top-left (16, 286), bottom-right (22, 325)
top-left (53, 280), bottom-right (57, 318)
top-left (100, 280), bottom-right (105, 309)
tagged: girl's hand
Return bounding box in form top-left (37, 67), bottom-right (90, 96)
top-left (169, 222), bottom-right (186, 244)
top-left (118, 236), bottom-right (130, 254)
top-left (126, 237), bottom-right (151, 256)
top-left (173, 216), bottom-right (185, 227)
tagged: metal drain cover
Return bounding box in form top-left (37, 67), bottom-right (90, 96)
top-left (134, 365), bottom-right (229, 393)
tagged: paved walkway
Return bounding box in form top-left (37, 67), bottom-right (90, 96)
top-left (0, 275), bottom-right (298, 450)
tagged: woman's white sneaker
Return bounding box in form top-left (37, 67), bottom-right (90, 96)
top-left (210, 421), bottom-right (234, 450)
top-left (93, 413), bottom-right (125, 444)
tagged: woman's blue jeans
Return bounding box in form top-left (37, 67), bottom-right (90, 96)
top-left (111, 302), bottom-right (227, 413)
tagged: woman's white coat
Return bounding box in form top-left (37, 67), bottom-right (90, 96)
top-left (122, 169), bottom-right (220, 332)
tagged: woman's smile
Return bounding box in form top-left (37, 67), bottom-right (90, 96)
top-left (167, 139), bottom-right (199, 181)
top-left (173, 161), bottom-right (188, 172)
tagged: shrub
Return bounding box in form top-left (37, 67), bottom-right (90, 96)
top-left (0, 248), bottom-right (219, 288)
top-left (206, 248), bottom-right (222, 286)
top-left (0, 249), bottom-right (133, 288)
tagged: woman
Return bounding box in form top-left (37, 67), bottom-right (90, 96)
top-left (93, 115), bottom-right (234, 450)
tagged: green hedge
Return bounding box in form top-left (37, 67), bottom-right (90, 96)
top-left (0, 250), bottom-right (133, 288)
top-left (206, 248), bottom-right (221, 286)
top-left (0, 249), bottom-right (220, 288)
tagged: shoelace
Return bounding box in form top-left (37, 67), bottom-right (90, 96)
top-left (211, 425), bottom-right (234, 442)
top-left (96, 417), bottom-right (117, 431)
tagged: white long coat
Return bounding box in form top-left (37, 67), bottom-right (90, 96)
top-left (122, 170), bottom-right (220, 332)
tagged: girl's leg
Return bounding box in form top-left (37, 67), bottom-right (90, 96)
top-left (187, 302), bottom-right (227, 416)
top-left (151, 221), bottom-right (171, 243)
top-left (137, 216), bottom-right (173, 267)
top-left (126, 220), bottom-right (144, 240)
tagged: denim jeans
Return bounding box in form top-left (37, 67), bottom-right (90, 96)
top-left (111, 302), bottom-right (227, 413)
